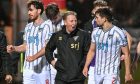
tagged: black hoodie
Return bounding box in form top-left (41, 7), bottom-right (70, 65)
top-left (45, 26), bottom-right (90, 82)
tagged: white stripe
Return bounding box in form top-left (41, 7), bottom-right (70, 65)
top-left (92, 26), bottom-right (126, 74)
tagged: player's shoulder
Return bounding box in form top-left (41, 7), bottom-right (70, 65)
top-left (25, 22), bottom-right (33, 28)
top-left (39, 20), bottom-right (52, 30)
top-left (113, 25), bottom-right (124, 33)
top-left (92, 27), bottom-right (100, 33)
top-left (45, 19), bottom-right (52, 25)
top-left (113, 26), bottom-right (126, 37)
top-left (41, 20), bottom-right (50, 26)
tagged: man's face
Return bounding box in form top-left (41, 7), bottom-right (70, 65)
top-left (95, 13), bottom-right (106, 26)
top-left (28, 5), bottom-right (40, 21)
top-left (51, 13), bottom-right (60, 24)
top-left (64, 15), bottom-right (77, 33)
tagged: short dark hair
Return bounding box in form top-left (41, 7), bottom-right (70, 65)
top-left (63, 11), bottom-right (77, 20)
top-left (27, 1), bottom-right (44, 15)
top-left (93, 0), bottom-right (108, 8)
top-left (95, 8), bottom-right (113, 22)
top-left (45, 3), bottom-right (59, 20)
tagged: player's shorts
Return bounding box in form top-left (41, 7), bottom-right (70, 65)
top-left (23, 68), bottom-right (51, 84)
top-left (95, 73), bottom-right (120, 84)
top-left (88, 66), bottom-right (95, 84)
top-left (50, 64), bottom-right (57, 84)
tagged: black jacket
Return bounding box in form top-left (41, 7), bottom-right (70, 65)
top-left (45, 27), bottom-right (90, 82)
top-left (0, 31), bottom-right (11, 78)
top-left (83, 19), bottom-right (93, 34)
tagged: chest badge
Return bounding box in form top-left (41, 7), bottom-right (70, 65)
top-left (58, 36), bottom-right (62, 40)
top-left (73, 36), bottom-right (79, 41)
top-left (108, 34), bottom-right (113, 39)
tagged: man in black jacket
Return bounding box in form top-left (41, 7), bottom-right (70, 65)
top-left (0, 31), bottom-right (12, 83)
top-left (45, 11), bottom-right (90, 84)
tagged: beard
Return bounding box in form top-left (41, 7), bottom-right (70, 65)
top-left (28, 15), bottom-right (38, 22)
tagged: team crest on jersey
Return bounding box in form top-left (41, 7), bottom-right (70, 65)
top-left (38, 27), bottom-right (43, 32)
top-left (27, 29), bottom-right (31, 32)
top-left (96, 34), bottom-right (100, 37)
top-left (58, 36), bottom-right (62, 40)
top-left (73, 36), bottom-right (79, 41)
top-left (108, 34), bottom-right (113, 39)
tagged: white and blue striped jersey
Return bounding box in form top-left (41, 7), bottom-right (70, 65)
top-left (23, 21), bottom-right (51, 71)
top-left (45, 19), bottom-right (64, 55)
top-left (91, 25), bottom-right (128, 75)
top-left (46, 19), bottom-right (64, 35)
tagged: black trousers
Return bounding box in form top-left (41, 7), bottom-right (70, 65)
top-left (55, 79), bottom-right (85, 84)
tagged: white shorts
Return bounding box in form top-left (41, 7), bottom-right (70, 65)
top-left (23, 68), bottom-right (51, 84)
top-left (95, 74), bottom-right (120, 84)
top-left (88, 66), bottom-right (95, 84)
top-left (49, 65), bottom-right (57, 84)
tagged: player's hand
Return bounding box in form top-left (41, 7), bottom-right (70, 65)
top-left (7, 45), bottom-right (15, 53)
top-left (26, 56), bottom-right (36, 62)
top-left (125, 74), bottom-right (133, 83)
top-left (82, 66), bottom-right (88, 77)
top-left (121, 55), bottom-right (125, 61)
top-left (5, 75), bottom-right (12, 83)
top-left (51, 60), bottom-right (56, 67)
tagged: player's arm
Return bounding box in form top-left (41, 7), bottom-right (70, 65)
top-left (120, 30), bottom-right (133, 82)
top-left (13, 43), bottom-right (26, 52)
top-left (7, 42), bottom-right (26, 53)
top-left (125, 31), bottom-right (132, 50)
top-left (83, 42), bottom-right (96, 77)
top-left (121, 31), bottom-right (132, 60)
top-left (121, 45), bottom-right (130, 74)
top-left (121, 45), bottom-right (133, 82)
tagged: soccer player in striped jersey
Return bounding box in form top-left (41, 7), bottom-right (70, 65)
top-left (83, 8), bottom-right (133, 84)
top-left (7, 1), bottom-right (51, 84)
top-left (45, 3), bottom-right (64, 84)
top-left (84, 1), bottom-right (108, 84)
top-left (45, 3), bottom-right (64, 34)
top-left (84, 1), bottom-right (133, 84)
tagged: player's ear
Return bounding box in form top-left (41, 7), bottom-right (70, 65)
top-left (38, 9), bottom-right (41, 14)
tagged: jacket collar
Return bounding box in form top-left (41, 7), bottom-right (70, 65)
top-left (62, 26), bottom-right (78, 37)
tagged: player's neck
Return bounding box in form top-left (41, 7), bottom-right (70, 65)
top-left (34, 16), bottom-right (44, 26)
top-left (102, 22), bottom-right (113, 32)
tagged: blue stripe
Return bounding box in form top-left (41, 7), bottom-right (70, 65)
top-left (100, 32), bottom-right (105, 74)
top-left (96, 29), bottom-right (102, 75)
top-left (25, 23), bottom-right (33, 68)
top-left (31, 25), bottom-right (37, 69)
top-left (113, 35), bottom-right (117, 73)
top-left (103, 31), bottom-right (110, 74)
top-left (108, 29), bottom-right (115, 73)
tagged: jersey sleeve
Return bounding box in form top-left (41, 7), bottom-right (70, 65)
top-left (118, 30), bottom-right (128, 47)
top-left (23, 24), bottom-right (30, 43)
top-left (43, 23), bottom-right (51, 44)
top-left (91, 30), bottom-right (96, 43)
